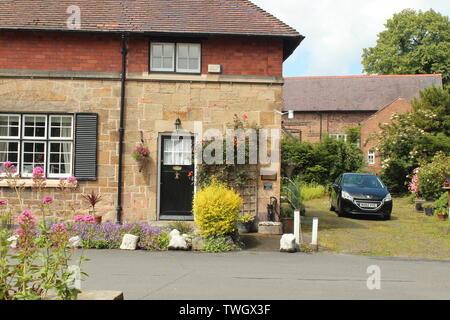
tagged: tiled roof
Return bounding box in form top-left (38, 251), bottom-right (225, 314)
top-left (283, 74), bottom-right (443, 112)
top-left (0, 0), bottom-right (301, 37)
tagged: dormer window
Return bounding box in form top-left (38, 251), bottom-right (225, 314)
top-left (150, 42), bottom-right (201, 74)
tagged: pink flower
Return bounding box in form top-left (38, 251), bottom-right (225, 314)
top-left (18, 210), bottom-right (36, 227)
top-left (42, 196), bottom-right (53, 204)
top-left (67, 176), bottom-right (77, 184)
top-left (243, 114), bottom-right (249, 119)
top-left (74, 215), bottom-right (85, 223)
top-left (84, 215), bottom-right (95, 223)
top-left (2, 161), bottom-right (16, 173)
top-left (51, 223), bottom-right (67, 233)
top-left (0, 200), bottom-right (7, 206)
top-left (32, 166), bottom-right (44, 178)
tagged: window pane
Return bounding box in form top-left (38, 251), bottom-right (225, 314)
top-left (152, 57), bottom-right (162, 69)
top-left (50, 116), bottom-right (72, 139)
top-left (23, 115), bottom-right (46, 138)
top-left (188, 58), bottom-right (199, 70)
top-left (48, 142), bottom-right (72, 177)
top-left (0, 141), bottom-right (19, 170)
top-left (178, 44), bottom-right (188, 58)
top-left (178, 58), bottom-right (188, 70)
top-left (152, 44), bottom-right (162, 57)
top-left (0, 115), bottom-right (20, 138)
top-left (163, 57), bottom-right (173, 69)
top-left (163, 44), bottom-right (173, 57)
top-left (35, 127), bottom-right (45, 137)
top-left (189, 45), bottom-right (200, 57)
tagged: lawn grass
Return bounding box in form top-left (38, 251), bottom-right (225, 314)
top-left (301, 196), bottom-right (450, 259)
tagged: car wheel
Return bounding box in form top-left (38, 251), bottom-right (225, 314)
top-left (329, 197), bottom-right (335, 212)
top-left (337, 200), bottom-right (345, 217)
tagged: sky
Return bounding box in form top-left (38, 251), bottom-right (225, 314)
top-left (251, 0), bottom-right (450, 77)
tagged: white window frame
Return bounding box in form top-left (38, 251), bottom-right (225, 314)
top-left (368, 151), bottom-right (376, 165)
top-left (49, 115), bottom-right (74, 140)
top-left (0, 140), bottom-right (20, 177)
top-left (22, 114), bottom-right (47, 140)
top-left (329, 134), bottom-right (348, 142)
top-left (47, 141), bottom-right (74, 178)
top-left (0, 113), bottom-right (74, 179)
top-left (150, 42), bottom-right (175, 72)
top-left (0, 114), bottom-right (21, 139)
top-left (176, 43), bottom-right (201, 74)
top-left (21, 140), bottom-right (47, 178)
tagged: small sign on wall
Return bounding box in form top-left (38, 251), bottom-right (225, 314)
top-left (264, 183), bottom-right (273, 191)
top-left (208, 64), bottom-right (222, 73)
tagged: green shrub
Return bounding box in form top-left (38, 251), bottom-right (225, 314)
top-left (157, 230), bottom-right (170, 251)
top-left (168, 221), bottom-right (194, 235)
top-left (282, 135), bottom-right (364, 185)
top-left (193, 179), bottom-right (242, 237)
top-left (280, 202), bottom-right (294, 218)
top-left (203, 236), bottom-right (239, 253)
top-left (300, 183), bottom-right (327, 201)
top-left (417, 152), bottom-right (450, 200)
top-left (435, 192), bottom-right (449, 215)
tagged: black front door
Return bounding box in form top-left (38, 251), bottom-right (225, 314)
top-left (159, 134), bottom-right (195, 220)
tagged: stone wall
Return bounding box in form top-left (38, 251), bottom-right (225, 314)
top-left (0, 77), bottom-right (282, 223)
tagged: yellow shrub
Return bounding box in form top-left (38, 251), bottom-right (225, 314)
top-left (193, 179), bottom-right (242, 237)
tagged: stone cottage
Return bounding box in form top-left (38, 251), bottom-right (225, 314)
top-left (0, 0), bottom-right (304, 224)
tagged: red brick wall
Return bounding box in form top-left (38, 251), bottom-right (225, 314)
top-left (202, 38), bottom-right (283, 76)
top-left (283, 111), bottom-right (374, 143)
top-left (361, 98), bottom-right (413, 173)
top-left (0, 31), bottom-right (122, 72)
top-left (0, 31), bottom-right (283, 76)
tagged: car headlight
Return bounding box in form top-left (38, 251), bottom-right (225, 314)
top-left (384, 193), bottom-right (392, 201)
top-left (342, 191), bottom-right (354, 201)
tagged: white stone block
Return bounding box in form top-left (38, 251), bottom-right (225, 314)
top-left (120, 234), bottom-right (139, 250)
top-left (168, 229), bottom-right (188, 251)
top-left (69, 236), bottom-right (82, 248)
top-left (280, 234), bottom-right (297, 253)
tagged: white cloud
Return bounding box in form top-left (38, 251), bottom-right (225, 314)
top-left (251, 0), bottom-right (450, 76)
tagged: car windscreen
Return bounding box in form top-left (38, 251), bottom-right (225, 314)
top-left (342, 175), bottom-right (384, 189)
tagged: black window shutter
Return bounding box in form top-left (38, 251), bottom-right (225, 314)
top-left (74, 113), bottom-right (98, 181)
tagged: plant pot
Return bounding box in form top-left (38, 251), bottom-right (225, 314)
top-left (437, 214), bottom-right (448, 221)
top-left (94, 216), bottom-right (102, 224)
top-left (414, 199), bottom-right (425, 212)
top-left (237, 222), bottom-right (253, 234)
top-left (280, 217), bottom-right (294, 234)
top-left (424, 207), bottom-right (434, 216)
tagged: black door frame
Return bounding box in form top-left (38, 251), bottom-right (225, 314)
top-left (157, 132), bottom-right (196, 221)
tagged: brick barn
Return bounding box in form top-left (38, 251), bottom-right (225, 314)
top-left (0, 0), bottom-right (304, 224)
top-left (282, 74), bottom-right (443, 170)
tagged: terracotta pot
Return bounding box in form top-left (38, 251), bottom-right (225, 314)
top-left (437, 214), bottom-right (448, 221)
top-left (280, 217), bottom-right (294, 234)
top-left (94, 216), bottom-right (102, 224)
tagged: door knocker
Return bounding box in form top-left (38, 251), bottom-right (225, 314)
top-left (173, 166), bottom-right (182, 179)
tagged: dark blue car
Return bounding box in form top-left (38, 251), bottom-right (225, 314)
top-left (330, 173), bottom-right (392, 220)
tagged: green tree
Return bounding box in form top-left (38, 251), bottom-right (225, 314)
top-left (374, 87), bottom-right (450, 193)
top-left (362, 9), bottom-right (450, 85)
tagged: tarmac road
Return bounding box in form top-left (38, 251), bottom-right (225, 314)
top-left (75, 250), bottom-right (450, 300)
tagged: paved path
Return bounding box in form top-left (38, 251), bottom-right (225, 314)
top-left (75, 250), bottom-right (450, 300)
